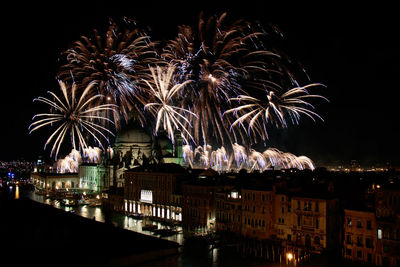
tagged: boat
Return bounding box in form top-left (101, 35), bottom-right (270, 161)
top-left (61, 199), bottom-right (78, 207)
top-left (142, 224), bottom-right (158, 231)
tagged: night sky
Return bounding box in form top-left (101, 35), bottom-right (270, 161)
top-left (1, 2), bottom-right (399, 167)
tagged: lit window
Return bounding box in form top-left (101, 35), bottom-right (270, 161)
top-left (378, 229), bottom-right (382, 239)
top-left (231, 191), bottom-right (238, 199)
top-left (347, 218), bottom-right (352, 227)
top-left (140, 190), bottom-right (153, 203)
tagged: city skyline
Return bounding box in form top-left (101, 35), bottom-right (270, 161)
top-left (1, 2), bottom-right (399, 167)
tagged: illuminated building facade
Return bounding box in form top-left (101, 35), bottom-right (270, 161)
top-left (240, 186), bottom-right (275, 239)
top-left (106, 122), bottom-right (184, 189)
top-left (215, 188), bottom-right (242, 234)
top-left (343, 209), bottom-right (377, 265)
top-left (31, 172), bottom-right (80, 193)
top-left (374, 185), bottom-right (400, 267)
top-left (78, 163), bottom-right (106, 193)
top-left (290, 193), bottom-right (340, 253)
top-left (181, 169), bottom-right (233, 233)
top-left (273, 192), bottom-right (293, 243)
top-left (123, 164), bottom-right (187, 222)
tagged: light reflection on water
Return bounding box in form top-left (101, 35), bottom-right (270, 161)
top-left (28, 192), bottom-right (184, 245)
top-left (25, 191), bottom-right (339, 267)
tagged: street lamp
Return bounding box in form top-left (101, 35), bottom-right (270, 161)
top-left (287, 252), bottom-right (293, 262)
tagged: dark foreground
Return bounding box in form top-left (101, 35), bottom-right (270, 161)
top-left (0, 195), bottom-right (179, 267)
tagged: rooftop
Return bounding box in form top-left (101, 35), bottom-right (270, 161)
top-left (125, 163), bottom-right (188, 174)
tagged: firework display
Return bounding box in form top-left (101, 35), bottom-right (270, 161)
top-left (56, 149), bottom-right (81, 173)
top-left (30, 13), bottom-right (326, 171)
top-left (29, 81), bottom-right (116, 159)
top-left (144, 65), bottom-right (196, 145)
top-left (182, 143), bottom-right (315, 171)
top-left (58, 18), bottom-right (158, 127)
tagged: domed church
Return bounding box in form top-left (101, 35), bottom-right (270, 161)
top-left (106, 119), bottom-right (184, 187)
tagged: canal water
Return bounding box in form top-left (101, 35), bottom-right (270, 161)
top-left (10, 185), bottom-right (350, 267)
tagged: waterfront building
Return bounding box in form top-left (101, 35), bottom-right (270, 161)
top-left (273, 192), bottom-right (293, 243)
top-left (31, 172), bottom-right (80, 194)
top-left (215, 187), bottom-right (241, 234)
top-left (182, 169), bottom-right (232, 233)
top-left (343, 208), bottom-right (377, 265)
top-left (241, 184), bottom-right (275, 239)
top-left (375, 215), bottom-right (400, 267)
top-left (78, 163), bottom-right (107, 193)
top-left (123, 163), bottom-right (188, 222)
top-left (374, 184), bottom-right (400, 267)
top-left (105, 121), bottom-right (184, 189)
top-left (290, 190), bottom-right (340, 253)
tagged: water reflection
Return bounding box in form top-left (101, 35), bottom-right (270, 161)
top-left (15, 185), bottom-right (20, 199)
top-left (28, 192), bottom-right (184, 245)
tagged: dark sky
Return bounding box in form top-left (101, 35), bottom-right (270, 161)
top-left (1, 1), bottom-right (399, 167)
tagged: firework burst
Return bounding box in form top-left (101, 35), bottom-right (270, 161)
top-left (58, 17), bottom-right (158, 127)
top-left (162, 12), bottom-right (314, 147)
top-left (143, 65), bottom-right (197, 145)
top-left (225, 83), bottom-right (328, 140)
top-left (182, 144), bottom-right (315, 171)
top-left (29, 81), bottom-right (117, 159)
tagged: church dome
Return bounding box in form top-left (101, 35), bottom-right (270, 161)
top-left (115, 121), bottom-right (151, 144)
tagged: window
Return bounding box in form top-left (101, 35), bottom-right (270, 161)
top-left (366, 237), bottom-right (373, 248)
top-left (377, 229), bottom-right (382, 239)
top-left (297, 215), bottom-right (301, 226)
top-left (357, 220), bottom-right (362, 228)
top-left (357, 251), bottom-right (362, 259)
top-left (367, 220), bottom-right (372, 230)
top-left (314, 236), bottom-right (320, 245)
top-left (281, 207), bottom-right (284, 213)
top-left (316, 218), bottom-right (319, 229)
top-left (347, 218), bottom-right (352, 227)
top-left (262, 194), bottom-right (265, 201)
top-left (71, 181), bottom-right (75, 188)
top-left (357, 236), bottom-right (363, 247)
top-left (297, 201), bottom-right (301, 210)
top-left (287, 234), bottom-right (291, 241)
top-left (346, 249), bottom-right (352, 256)
top-left (346, 235), bottom-right (352, 244)
top-left (315, 202), bottom-right (319, 212)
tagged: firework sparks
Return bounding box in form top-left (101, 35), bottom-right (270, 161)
top-left (162, 12), bottom-right (314, 147)
top-left (29, 81), bottom-right (117, 159)
top-left (225, 83), bottom-right (328, 140)
top-left (58, 17), bottom-right (158, 127)
top-left (182, 144), bottom-right (315, 171)
top-left (83, 146), bottom-right (102, 163)
top-left (56, 149), bottom-right (81, 173)
top-left (144, 65), bottom-right (197, 145)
